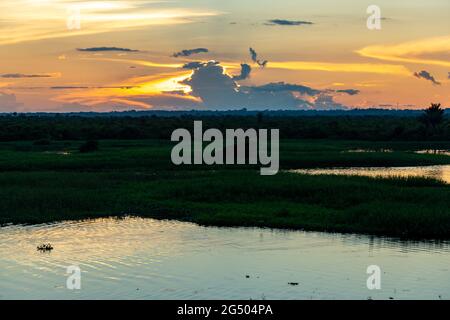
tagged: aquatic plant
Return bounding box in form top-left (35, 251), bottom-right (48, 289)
top-left (37, 243), bottom-right (53, 252)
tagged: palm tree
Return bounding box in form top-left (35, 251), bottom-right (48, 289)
top-left (420, 103), bottom-right (444, 129)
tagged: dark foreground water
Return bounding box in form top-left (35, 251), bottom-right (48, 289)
top-left (1, 217), bottom-right (449, 300)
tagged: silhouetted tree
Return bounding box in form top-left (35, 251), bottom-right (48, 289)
top-left (420, 103), bottom-right (444, 129)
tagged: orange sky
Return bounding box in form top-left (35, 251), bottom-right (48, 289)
top-left (0, 0), bottom-right (449, 112)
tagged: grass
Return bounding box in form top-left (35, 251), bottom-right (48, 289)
top-left (0, 139), bottom-right (449, 239)
top-left (0, 139), bottom-right (449, 171)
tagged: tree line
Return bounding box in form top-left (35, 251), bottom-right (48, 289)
top-left (0, 104), bottom-right (447, 142)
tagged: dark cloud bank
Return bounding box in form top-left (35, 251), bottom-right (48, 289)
top-left (265, 19), bottom-right (313, 26)
top-left (1, 73), bottom-right (53, 78)
top-left (171, 61), bottom-right (357, 110)
top-left (173, 48), bottom-right (209, 58)
top-left (77, 47), bottom-right (140, 52)
top-left (336, 89), bottom-right (360, 96)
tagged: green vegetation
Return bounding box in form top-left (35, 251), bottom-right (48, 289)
top-left (79, 140), bottom-right (99, 153)
top-left (420, 103), bottom-right (446, 134)
top-left (0, 109), bottom-right (449, 142)
top-left (1, 138), bottom-right (449, 239)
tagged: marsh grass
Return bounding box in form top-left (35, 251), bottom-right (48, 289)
top-left (0, 139), bottom-right (449, 239)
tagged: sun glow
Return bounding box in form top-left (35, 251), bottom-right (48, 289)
top-left (138, 74), bottom-right (193, 94)
top-left (53, 71), bottom-right (197, 108)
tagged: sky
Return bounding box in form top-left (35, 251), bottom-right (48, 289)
top-left (0, 0), bottom-right (449, 112)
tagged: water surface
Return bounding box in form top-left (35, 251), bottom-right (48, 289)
top-left (1, 217), bottom-right (449, 300)
top-left (292, 165), bottom-right (450, 183)
top-left (415, 150), bottom-right (450, 157)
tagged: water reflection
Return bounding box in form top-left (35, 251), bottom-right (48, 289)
top-left (1, 217), bottom-right (450, 300)
top-left (415, 150), bottom-right (450, 157)
top-left (343, 149), bottom-right (393, 153)
top-left (291, 165), bottom-right (450, 183)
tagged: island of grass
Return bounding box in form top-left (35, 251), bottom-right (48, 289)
top-left (1, 138), bottom-right (449, 239)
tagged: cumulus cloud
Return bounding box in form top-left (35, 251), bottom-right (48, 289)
top-left (232, 64), bottom-right (252, 81)
top-left (173, 48), bottom-right (209, 58)
top-left (413, 70), bottom-right (441, 85)
top-left (249, 48), bottom-right (268, 67)
top-left (77, 47), bottom-right (139, 52)
top-left (265, 19), bottom-right (313, 26)
top-left (0, 92), bottom-right (23, 112)
top-left (1, 73), bottom-right (53, 78)
top-left (180, 62), bottom-right (317, 110)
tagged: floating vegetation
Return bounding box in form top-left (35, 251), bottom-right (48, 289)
top-left (37, 243), bottom-right (53, 252)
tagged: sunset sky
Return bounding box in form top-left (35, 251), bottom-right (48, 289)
top-left (0, 0), bottom-right (449, 112)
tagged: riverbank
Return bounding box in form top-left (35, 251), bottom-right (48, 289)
top-left (1, 139), bottom-right (450, 239)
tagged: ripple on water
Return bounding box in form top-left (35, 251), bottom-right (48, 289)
top-left (1, 217), bottom-right (450, 300)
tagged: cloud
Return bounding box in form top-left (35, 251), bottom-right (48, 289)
top-left (173, 48), bottom-right (209, 58)
top-left (336, 89), bottom-right (360, 95)
top-left (448, 72), bottom-right (450, 79)
top-left (48, 59), bottom-right (352, 111)
top-left (0, 2), bottom-right (221, 46)
top-left (182, 61), bottom-right (219, 70)
top-left (128, 94), bottom-right (201, 110)
top-left (249, 48), bottom-right (258, 62)
top-left (84, 57), bottom-right (183, 69)
top-left (413, 70), bottom-right (441, 85)
top-left (1, 73), bottom-right (54, 78)
top-left (52, 71), bottom-right (199, 111)
top-left (249, 48), bottom-right (268, 68)
top-left (1, 85), bottom-right (137, 90)
top-left (268, 61), bottom-right (410, 76)
top-left (57, 93), bottom-right (200, 112)
top-left (242, 82), bottom-right (320, 96)
top-left (265, 19), bottom-right (313, 26)
top-left (0, 92), bottom-right (23, 112)
top-left (232, 64), bottom-right (252, 81)
top-left (313, 94), bottom-right (348, 110)
top-left (50, 86), bottom-right (137, 90)
top-left (357, 35), bottom-right (450, 68)
top-left (77, 47), bottom-right (139, 52)
top-left (180, 62), bottom-right (319, 110)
